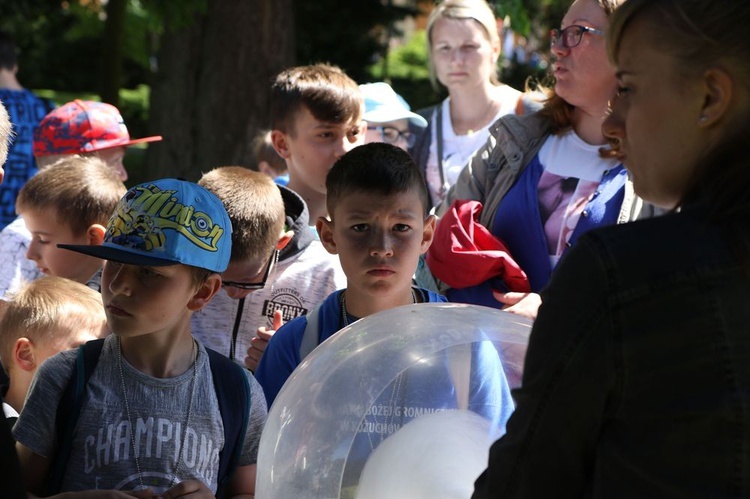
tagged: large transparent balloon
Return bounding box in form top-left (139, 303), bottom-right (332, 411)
top-left (256, 303), bottom-right (532, 499)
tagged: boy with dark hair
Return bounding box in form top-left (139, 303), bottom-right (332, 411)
top-left (15, 156), bottom-right (126, 288)
top-left (256, 143), bottom-right (514, 488)
top-left (269, 63), bottom-right (365, 221)
top-left (13, 179), bottom-right (266, 497)
top-left (256, 143), bottom-right (439, 405)
top-left (0, 29), bottom-right (55, 230)
top-left (193, 167), bottom-right (345, 369)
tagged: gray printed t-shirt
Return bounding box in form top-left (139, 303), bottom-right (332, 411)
top-left (13, 335), bottom-right (267, 493)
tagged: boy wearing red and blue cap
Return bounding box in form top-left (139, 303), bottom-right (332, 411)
top-left (0, 100), bottom-right (163, 307)
top-left (14, 179), bottom-right (266, 497)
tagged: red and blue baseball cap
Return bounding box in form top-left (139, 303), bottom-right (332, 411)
top-left (59, 179), bottom-right (232, 273)
top-left (33, 99), bottom-right (163, 157)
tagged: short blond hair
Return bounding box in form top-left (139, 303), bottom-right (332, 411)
top-left (16, 155), bottom-right (126, 235)
top-left (199, 166), bottom-right (285, 263)
top-left (0, 276), bottom-right (106, 374)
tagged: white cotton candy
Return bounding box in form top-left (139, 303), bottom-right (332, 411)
top-left (356, 409), bottom-right (501, 499)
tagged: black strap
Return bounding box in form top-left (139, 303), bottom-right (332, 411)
top-left (50, 338), bottom-right (105, 495)
top-left (207, 348), bottom-right (251, 498)
top-left (229, 297), bottom-right (246, 362)
top-left (435, 104), bottom-right (447, 196)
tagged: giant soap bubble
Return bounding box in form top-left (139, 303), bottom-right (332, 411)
top-left (256, 303), bottom-right (532, 499)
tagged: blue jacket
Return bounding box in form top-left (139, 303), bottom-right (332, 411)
top-left (473, 205), bottom-right (750, 498)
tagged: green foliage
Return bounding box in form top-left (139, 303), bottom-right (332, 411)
top-left (367, 30), bottom-right (444, 110)
top-left (492, 0), bottom-right (532, 36)
top-left (140, 0), bottom-right (207, 32)
top-left (369, 30), bottom-right (430, 81)
top-left (294, 0), bottom-right (415, 83)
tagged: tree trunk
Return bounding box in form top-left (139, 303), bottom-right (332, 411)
top-left (100, 0), bottom-right (127, 107)
top-left (144, 0), bottom-right (294, 182)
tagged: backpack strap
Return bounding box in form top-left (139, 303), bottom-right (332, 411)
top-left (50, 341), bottom-right (251, 496)
top-left (206, 348), bottom-right (251, 498)
top-left (49, 338), bottom-right (105, 495)
top-left (298, 302), bottom-right (323, 361)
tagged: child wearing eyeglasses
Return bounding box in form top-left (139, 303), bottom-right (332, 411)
top-left (192, 167), bottom-right (346, 369)
top-left (360, 82), bottom-right (427, 151)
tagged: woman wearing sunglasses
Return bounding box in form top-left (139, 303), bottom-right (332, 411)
top-left (423, 0), bottom-right (656, 319)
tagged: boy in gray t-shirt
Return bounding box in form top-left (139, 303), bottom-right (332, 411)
top-left (14, 179), bottom-right (267, 497)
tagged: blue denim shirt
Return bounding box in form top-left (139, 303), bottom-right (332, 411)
top-left (473, 206), bottom-right (750, 498)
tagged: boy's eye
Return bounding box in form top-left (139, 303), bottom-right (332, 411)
top-left (139, 267), bottom-right (160, 278)
top-left (393, 224), bottom-right (411, 232)
top-left (351, 224), bottom-right (369, 232)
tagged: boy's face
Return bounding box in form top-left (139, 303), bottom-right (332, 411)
top-left (275, 106), bottom-right (365, 195)
top-left (24, 209), bottom-right (101, 284)
top-left (318, 189), bottom-right (435, 299)
top-left (101, 261), bottom-right (213, 339)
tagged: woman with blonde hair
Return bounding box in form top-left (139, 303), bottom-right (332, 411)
top-left (474, 0), bottom-right (750, 496)
top-left (410, 0), bottom-right (528, 208)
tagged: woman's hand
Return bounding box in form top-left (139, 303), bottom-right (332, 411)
top-left (493, 291), bottom-right (542, 320)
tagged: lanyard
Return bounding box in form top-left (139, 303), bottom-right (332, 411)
top-left (229, 297), bottom-right (246, 362)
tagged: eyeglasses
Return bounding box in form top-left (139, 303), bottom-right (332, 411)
top-left (550, 25), bottom-right (604, 49)
top-left (222, 249), bottom-right (279, 291)
top-left (372, 126), bottom-right (415, 148)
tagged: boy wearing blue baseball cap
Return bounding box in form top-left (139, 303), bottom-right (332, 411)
top-left (13, 179), bottom-right (267, 497)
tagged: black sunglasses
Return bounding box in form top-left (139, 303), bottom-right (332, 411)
top-left (222, 249), bottom-right (278, 291)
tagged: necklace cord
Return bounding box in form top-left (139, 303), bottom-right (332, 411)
top-left (117, 337), bottom-right (198, 490)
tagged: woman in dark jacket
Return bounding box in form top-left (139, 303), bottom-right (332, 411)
top-left (473, 0), bottom-right (750, 497)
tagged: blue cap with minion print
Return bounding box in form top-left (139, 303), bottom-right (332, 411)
top-left (59, 178), bottom-right (232, 273)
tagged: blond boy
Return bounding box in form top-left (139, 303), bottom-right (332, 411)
top-left (15, 156), bottom-right (126, 287)
top-left (14, 179), bottom-right (267, 496)
top-left (0, 276), bottom-right (107, 419)
top-left (193, 167), bottom-right (346, 369)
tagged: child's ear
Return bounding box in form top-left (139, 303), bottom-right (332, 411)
top-left (276, 229), bottom-right (294, 251)
top-left (316, 217), bottom-right (338, 255)
top-left (187, 273), bottom-right (222, 311)
top-left (86, 224), bottom-right (107, 245)
top-left (420, 215), bottom-right (436, 254)
top-left (270, 130), bottom-right (292, 160)
top-left (13, 338), bottom-right (37, 372)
